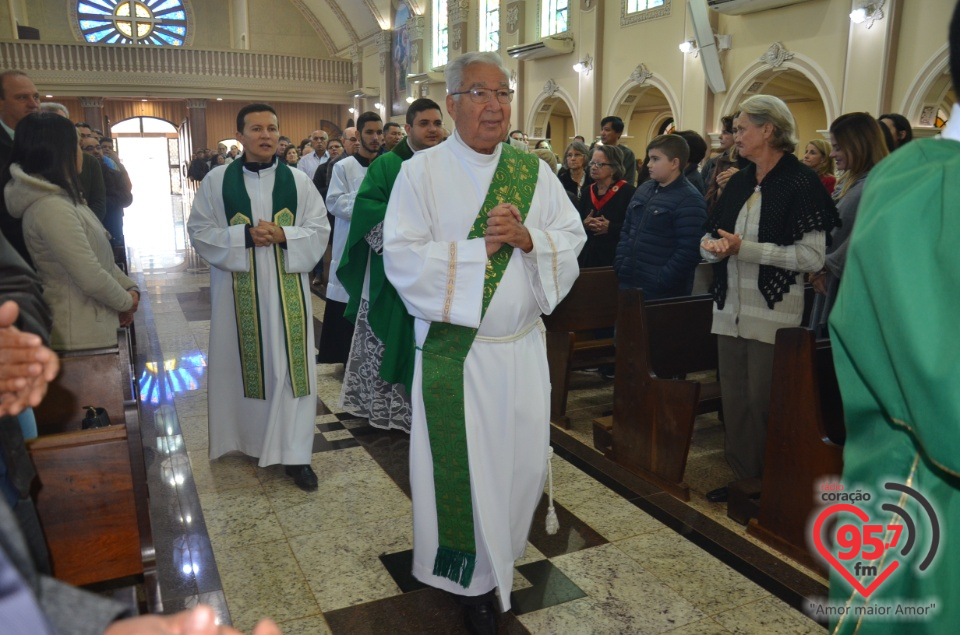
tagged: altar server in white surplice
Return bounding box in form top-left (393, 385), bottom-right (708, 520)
top-left (383, 52), bottom-right (585, 631)
top-left (188, 103), bottom-right (329, 492)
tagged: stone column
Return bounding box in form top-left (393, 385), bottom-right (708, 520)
top-left (79, 97), bottom-right (104, 131)
top-left (185, 99), bottom-right (208, 152)
top-left (407, 15), bottom-right (427, 75)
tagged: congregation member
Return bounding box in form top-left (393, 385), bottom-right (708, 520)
top-left (326, 138), bottom-right (343, 160)
top-left (383, 51), bottom-right (585, 633)
top-left (284, 145), bottom-right (300, 167)
top-left (558, 140), bottom-right (589, 204)
top-left (808, 112), bottom-right (888, 333)
top-left (701, 114), bottom-right (734, 193)
top-left (187, 103), bottom-right (330, 492)
top-left (878, 111), bottom-right (913, 149)
top-left (802, 138), bottom-right (836, 194)
top-left (599, 115), bottom-right (637, 186)
top-left (73, 122), bottom-right (109, 222)
top-left (382, 121), bottom-right (403, 152)
top-left (675, 130), bottom-right (708, 194)
top-left (313, 127), bottom-right (357, 201)
top-left (297, 129), bottom-right (329, 180)
top-left (3, 112), bottom-right (140, 351)
top-left (828, 5), bottom-right (960, 630)
top-left (577, 144), bottom-right (634, 268)
top-left (275, 135), bottom-right (292, 159)
top-left (318, 112), bottom-right (382, 367)
top-left (614, 134), bottom-right (707, 299)
top-left (81, 135), bottom-right (133, 246)
top-left (700, 95), bottom-right (838, 504)
top-left (337, 98), bottom-right (444, 432)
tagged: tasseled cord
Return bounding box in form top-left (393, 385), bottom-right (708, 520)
top-left (545, 446), bottom-right (559, 535)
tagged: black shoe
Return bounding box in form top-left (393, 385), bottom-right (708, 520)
top-left (462, 601), bottom-right (497, 635)
top-left (285, 465), bottom-right (318, 492)
top-left (706, 486), bottom-right (729, 503)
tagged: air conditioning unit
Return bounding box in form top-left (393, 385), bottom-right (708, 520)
top-left (707, 0), bottom-right (814, 15)
top-left (507, 35), bottom-right (574, 61)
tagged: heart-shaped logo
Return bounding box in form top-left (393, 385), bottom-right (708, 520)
top-left (812, 504), bottom-right (899, 597)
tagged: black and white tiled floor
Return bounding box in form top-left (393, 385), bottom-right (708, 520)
top-left (126, 192), bottom-right (826, 634)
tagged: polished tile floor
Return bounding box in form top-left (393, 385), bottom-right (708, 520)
top-left (123, 191), bottom-right (826, 634)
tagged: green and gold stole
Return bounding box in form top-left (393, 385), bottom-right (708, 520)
top-left (421, 142), bottom-right (539, 587)
top-left (222, 159), bottom-right (311, 400)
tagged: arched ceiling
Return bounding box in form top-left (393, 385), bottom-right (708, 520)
top-left (291, 0), bottom-right (415, 56)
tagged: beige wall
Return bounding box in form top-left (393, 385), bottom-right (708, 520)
top-left (246, 0), bottom-right (329, 57)
top-left (789, 99), bottom-right (829, 158)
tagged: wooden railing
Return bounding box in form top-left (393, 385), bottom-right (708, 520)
top-left (0, 41), bottom-right (352, 85)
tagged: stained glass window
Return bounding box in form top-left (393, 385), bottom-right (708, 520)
top-left (434, 0), bottom-right (449, 67)
top-left (626, 0), bottom-right (664, 13)
top-left (480, 0), bottom-right (500, 52)
top-left (78, 0), bottom-right (188, 46)
top-left (542, 0), bottom-right (568, 37)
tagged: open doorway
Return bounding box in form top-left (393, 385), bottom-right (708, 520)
top-left (111, 116), bottom-right (188, 264)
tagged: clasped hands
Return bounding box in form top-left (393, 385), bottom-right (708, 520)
top-left (485, 203), bottom-right (532, 257)
top-left (0, 301), bottom-right (60, 417)
top-left (250, 220), bottom-right (286, 248)
top-left (583, 211), bottom-right (609, 236)
top-left (701, 229), bottom-right (742, 259)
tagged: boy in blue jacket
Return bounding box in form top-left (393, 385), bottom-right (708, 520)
top-left (614, 134), bottom-right (707, 300)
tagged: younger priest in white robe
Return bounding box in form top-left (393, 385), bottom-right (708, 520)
top-left (317, 111), bottom-right (383, 366)
top-left (383, 53), bottom-right (585, 631)
top-left (187, 103), bottom-right (329, 491)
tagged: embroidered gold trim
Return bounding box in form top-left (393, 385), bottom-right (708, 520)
top-left (442, 241), bottom-right (457, 323)
top-left (543, 230), bottom-right (560, 303)
top-left (273, 208), bottom-right (311, 398)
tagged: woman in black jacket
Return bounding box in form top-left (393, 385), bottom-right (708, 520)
top-left (577, 145), bottom-right (636, 268)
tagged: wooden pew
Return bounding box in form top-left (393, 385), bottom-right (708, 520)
top-left (601, 289), bottom-right (719, 501)
top-left (747, 328), bottom-right (844, 574)
top-left (30, 328), bottom-right (153, 587)
top-left (542, 267), bottom-right (619, 427)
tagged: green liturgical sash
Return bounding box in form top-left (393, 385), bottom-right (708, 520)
top-left (222, 159), bottom-right (310, 400)
top-left (421, 143), bottom-right (539, 587)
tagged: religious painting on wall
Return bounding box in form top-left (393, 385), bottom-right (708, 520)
top-left (391, 0), bottom-right (413, 117)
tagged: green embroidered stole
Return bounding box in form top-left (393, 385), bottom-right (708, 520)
top-left (421, 143), bottom-right (539, 587)
top-left (222, 159), bottom-right (311, 400)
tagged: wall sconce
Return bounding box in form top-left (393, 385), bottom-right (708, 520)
top-left (348, 107), bottom-right (357, 114)
top-left (573, 54), bottom-right (593, 75)
top-left (850, 1), bottom-right (885, 28)
top-left (405, 95), bottom-right (415, 104)
top-left (374, 102), bottom-right (384, 110)
top-left (678, 40), bottom-right (698, 54)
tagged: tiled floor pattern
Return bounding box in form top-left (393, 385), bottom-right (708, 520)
top-left (125, 193), bottom-right (825, 634)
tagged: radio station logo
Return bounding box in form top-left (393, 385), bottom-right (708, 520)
top-left (811, 481), bottom-right (939, 598)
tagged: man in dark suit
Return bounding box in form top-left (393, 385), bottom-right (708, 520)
top-left (0, 71), bottom-right (40, 265)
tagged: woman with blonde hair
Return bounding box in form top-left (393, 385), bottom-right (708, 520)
top-left (803, 138), bottom-right (836, 194)
top-left (808, 112), bottom-right (889, 332)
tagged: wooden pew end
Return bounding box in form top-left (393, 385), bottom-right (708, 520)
top-left (727, 477), bottom-right (762, 526)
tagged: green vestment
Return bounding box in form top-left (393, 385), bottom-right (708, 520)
top-left (337, 140), bottom-right (416, 391)
top-left (828, 137), bottom-right (960, 633)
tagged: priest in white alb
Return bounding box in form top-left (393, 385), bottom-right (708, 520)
top-left (383, 52), bottom-right (585, 633)
top-left (187, 103), bottom-right (330, 492)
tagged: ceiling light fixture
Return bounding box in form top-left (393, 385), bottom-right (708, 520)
top-left (850, 1), bottom-right (885, 28)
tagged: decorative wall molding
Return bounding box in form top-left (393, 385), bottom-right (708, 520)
top-left (544, 78), bottom-right (560, 97)
top-left (451, 24), bottom-right (464, 51)
top-left (621, 0), bottom-right (671, 27)
top-left (408, 15), bottom-right (427, 41)
top-left (506, 2), bottom-right (522, 35)
top-left (629, 63), bottom-right (653, 85)
top-left (378, 30), bottom-right (391, 74)
top-left (185, 99), bottom-right (207, 109)
top-left (0, 42), bottom-right (352, 103)
top-left (760, 42), bottom-right (794, 68)
top-left (450, 0), bottom-right (471, 25)
top-left (78, 96), bottom-right (104, 108)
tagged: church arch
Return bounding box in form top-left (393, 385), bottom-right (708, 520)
top-left (901, 44), bottom-right (952, 126)
top-left (606, 70), bottom-right (679, 149)
top-left (525, 83), bottom-right (579, 147)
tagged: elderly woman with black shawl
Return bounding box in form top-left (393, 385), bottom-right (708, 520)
top-left (699, 95), bottom-right (839, 503)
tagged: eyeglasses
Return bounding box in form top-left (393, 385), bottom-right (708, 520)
top-left (449, 88), bottom-right (515, 104)
top-left (588, 161), bottom-right (614, 168)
